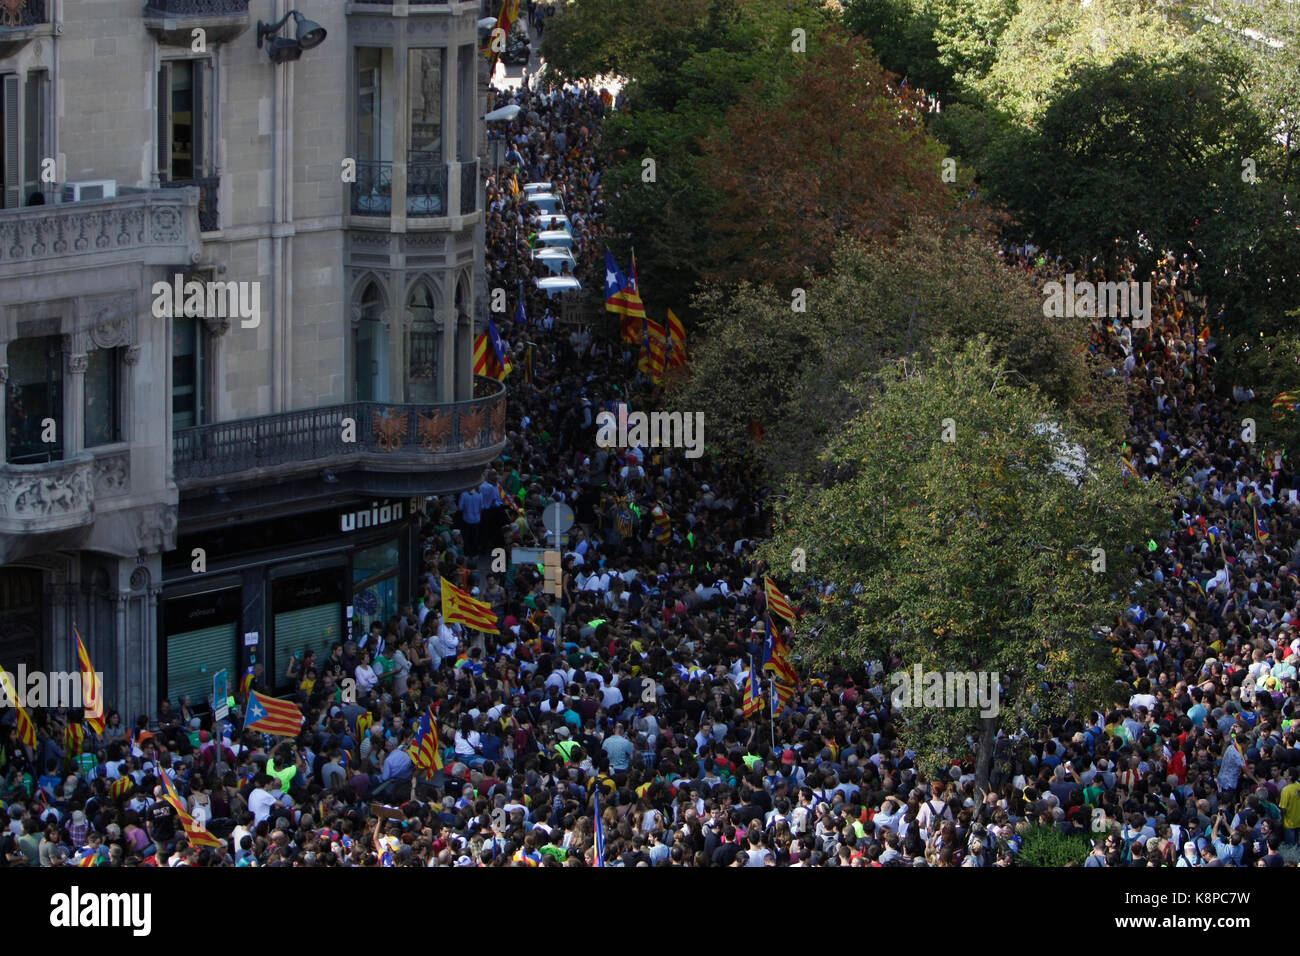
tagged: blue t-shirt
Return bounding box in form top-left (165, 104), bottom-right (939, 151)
top-left (458, 490), bottom-right (482, 524)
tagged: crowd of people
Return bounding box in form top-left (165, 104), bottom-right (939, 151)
top-left (2, 62), bottom-right (1300, 869)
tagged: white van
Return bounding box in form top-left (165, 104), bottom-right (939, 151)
top-left (529, 192), bottom-right (564, 216)
top-left (532, 246), bottom-right (578, 276)
top-left (535, 230), bottom-right (574, 249)
top-left (535, 276), bottom-right (582, 298)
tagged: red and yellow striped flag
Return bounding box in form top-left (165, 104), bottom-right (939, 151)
top-left (110, 775), bottom-right (134, 801)
top-left (0, 668), bottom-right (37, 750)
top-left (160, 767), bottom-right (223, 848)
top-left (666, 309), bottom-right (687, 369)
top-left (637, 317), bottom-right (667, 382)
top-left (764, 577), bottom-right (797, 625)
top-left (74, 625), bottom-right (105, 734)
top-left (245, 690), bottom-right (305, 737)
top-left (440, 577), bottom-right (500, 633)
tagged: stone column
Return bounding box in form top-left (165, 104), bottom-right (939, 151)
top-left (439, 276), bottom-right (456, 404)
top-left (66, 353), bottom-right (88, 456)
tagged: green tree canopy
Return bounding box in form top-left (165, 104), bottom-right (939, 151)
top-left (758, 337), bottom-right (1169, 784)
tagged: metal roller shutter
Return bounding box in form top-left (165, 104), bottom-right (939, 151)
top-left (273, 604), bottom-right (342, 692)
top-left (166, 623), bottom-right (236, 710)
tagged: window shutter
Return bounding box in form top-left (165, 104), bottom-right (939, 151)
top-left (166, 622), bottom-right (237, 711)
top-left (273, 604), bottom-right (343, 695)
top-left (157, 63), bottom-right (171, 182)
top-left (4, 74), bottom-right (21, 209)
top-left (193, 59), bottom-right (205, 176)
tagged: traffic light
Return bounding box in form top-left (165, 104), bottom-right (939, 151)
top-left (543, 549), bottom-right (562, 597)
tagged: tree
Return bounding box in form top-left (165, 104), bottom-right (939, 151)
top-left (757, 337), bottom-right (1169, 787)
top-left (701, 29), bottom-right (988, 289)
top-left (673, 224), bottom-right (1122, 483)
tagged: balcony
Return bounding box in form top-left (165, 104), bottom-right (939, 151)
top-left (161, 176), bottom-right (220, 232)
top-left (0, 189), bottom-right (201, 280)
top-left (173, 379), bottom-right (507, 489)
top-left (459, 158), bottom-right (479, 216)
top-left (0, 454), bottom-right (95, 542)
top-left (408, 158), bottom-right (448, 217)
top-left (0, 0), bottom-right (50, 58)
top-left (143, 0), bottom-right (252, 46)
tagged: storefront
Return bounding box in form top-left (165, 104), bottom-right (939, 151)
top-left (160, 497), bottom-right (422, 704)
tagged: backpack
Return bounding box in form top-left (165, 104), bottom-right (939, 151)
top-left (615, 499), bottom-right (634, 539)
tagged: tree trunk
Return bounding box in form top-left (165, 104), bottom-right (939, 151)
top-left (975, 714), bottom-right (998, 793)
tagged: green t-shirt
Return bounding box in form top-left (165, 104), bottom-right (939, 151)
top-left (266, 757), bottom-right (297, 794)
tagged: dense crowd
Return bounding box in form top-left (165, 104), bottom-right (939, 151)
top-left (3, 68), bottom-right (1299, 868)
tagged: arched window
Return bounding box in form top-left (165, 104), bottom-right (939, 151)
top-left (353, 281), bottom-right (388, 402)
top-left (407, 281), bottom-right (439, 403)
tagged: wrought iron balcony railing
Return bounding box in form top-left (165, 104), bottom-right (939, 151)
top-left (351, 160), bottom-right (393, 216)
top-left (161, 176), bottom-right (219, 232)
top-left (0, 0), bottom-right (47, 28)
top-left (143, 0), bottom-right (251, 15)
top-left (173, 383), bottom-right (507, 484)
top-left (459, 158), bottom-right (479, 216)
top-left (408, 158), bottom-right (448, 218)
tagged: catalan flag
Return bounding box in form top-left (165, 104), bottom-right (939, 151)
top-left (75, 849), bottom-right (104, 867)
top-left (743, 659), bottom-right (764, 717)
top-left (109, 775), bottom-right (134, 801)
top-left (414, 706), bottom-right (444, 776)
top-left (1189, 579), bottom-right (1207, 598)
top-left (473, 318), bottom-right (512, 382)
top-left (244, 689), bottom-right (304, 738)
top-left (0, 668), bottom-right (36, 750)
top-left (1271, 392), bottom-right (1299, 419)
top-left (771, 677), bottom-right (797, 717)
top-left (765, 577), bottom-right (798, 625)
top-left (762, 614), bottom-right (798, 685)
top-left (441, 577), bottom-right (500, 633)
top-left (486, 0), bottom-right (521, 62)
top-left (637, 317), bottom-right (667, 382)
top-left (666, 308), bottom-right (687, 368)
top-left (1254, 504), bottom-right (1270, 544)
top-left (1119, 456), bottom-right (1140, 480)
top-left (74, 625), bottom-right (105, 734)
top-left (64, 721), bottom-right (84, 759)
top-left (510, 172), bottom-right (520, 196)
top-left (1207, 525), bottom-right (1222, 546)
top-left (605, 249), bottom-right (646, 339)
top-left (159, 766), bottom-right (224, 848)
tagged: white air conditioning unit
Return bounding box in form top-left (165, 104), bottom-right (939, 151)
top-left (61, 180), bottom-right (117, 203)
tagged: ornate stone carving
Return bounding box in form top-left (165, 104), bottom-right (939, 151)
top-left (129, 566), bottom-right (149, 592)
top-left (124, 345), bottom-right (141, 366)
top-left (92, 454), bottom-right (129, 496)
top-left (0, 195), bottom-right (194, 267)
top-left (88, 294), bottom-right (134, 349)
top-left (0, 462), bottom-right (93, 521)
top-left (67, 353), bottom-right (88, 375)
top-left (202, 314), bottom-right (231, 337)
top-left (136, 506), bottom-right (177, 552)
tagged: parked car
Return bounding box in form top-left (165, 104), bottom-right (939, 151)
top-left (534, 276), bottom-right (582, 298)
top-left (532, 246), bottom-right (578, 276)
top-left (503, 31), bottom-right (530, 65)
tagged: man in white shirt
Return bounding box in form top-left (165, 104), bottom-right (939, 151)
top-left (248, 777), bottom-right (279, 828)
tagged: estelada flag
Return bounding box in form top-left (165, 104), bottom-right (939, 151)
top-left (743, 659), bottom-right (764, 717)
top-left (74, 625), bottom-right (105, 733)
top-left (245, 690), bottom-right (304, 737)
top-left (763, 614), bottom-right (798, 685)
top-left (765, 577), bottom-right (797, 625)
top-left (637, 317), bottom-right (667, 381)
top-left (0, 668), bottom-right (37, 749)
top-left (474, 319), bottom-right (512, 382)
top-left (414, 706), bottom-right (444, 776)
top-left (441, 577), bottom-right (500, 633)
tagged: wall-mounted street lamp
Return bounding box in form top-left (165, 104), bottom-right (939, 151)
top-left (256, 10), bottom-right (328, 64)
